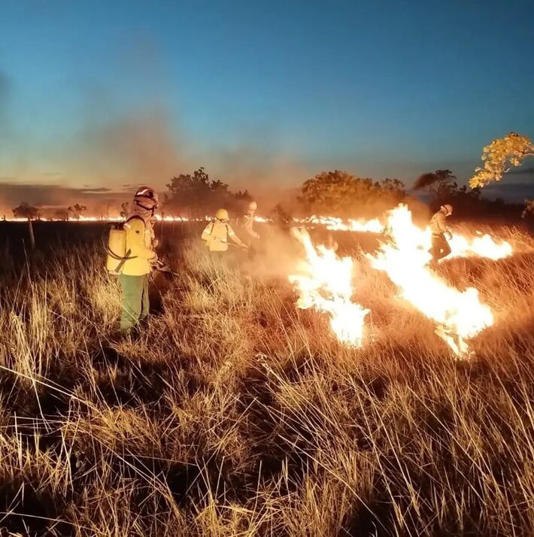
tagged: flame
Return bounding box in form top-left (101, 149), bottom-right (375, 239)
top-left (300, 214), bottom-right (513, 261)
top-left (306, 215), bottom-right (385, 233)
top-left (448, 232), bottom-right (512, 260)
top-left (288, 227), bottom-right (369, 347)
top-left (367, 205), bottom-right (494, 357)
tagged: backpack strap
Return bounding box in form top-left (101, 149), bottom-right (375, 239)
top-left (125, 215), bottom-right (145, 226)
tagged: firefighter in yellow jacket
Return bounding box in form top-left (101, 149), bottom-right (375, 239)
top-left (430, 204), bottom-right (453, 262)
top-left (119, 186), bottom-right (159, 332)
top-left (201, 208), bottom-right (247, 255)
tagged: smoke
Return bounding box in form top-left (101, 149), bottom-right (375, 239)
top-left (68, 108), bottom-right (190, 188)
top-left (0, 38), bottom-right (311, 213)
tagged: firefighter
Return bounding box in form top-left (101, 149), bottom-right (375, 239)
top-left (240, 200), bottom-right (260, 257)
top-left (119, 186), bottom-right (159, 333)
top-left (430, 204), bottom-right (453, 262)
top-left (201, 208), bottom-right (247, 255)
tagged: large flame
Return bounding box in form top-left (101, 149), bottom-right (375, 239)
top-left (368, 205), bottom-right (494, 356)
top-left (448, 232), bottom-right (512, 260)
top-left (304, 215), bottom-right (513, 260)
top-left (288, 227), bottom-right (369, 347)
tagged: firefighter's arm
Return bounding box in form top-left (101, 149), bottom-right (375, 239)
top-left (228, 226), bottom-right (247, 248)
top-left (125, 218), bottom-right (157, 261)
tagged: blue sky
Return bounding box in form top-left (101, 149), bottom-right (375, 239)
top-left (0, 0), bottom-right (533, 207)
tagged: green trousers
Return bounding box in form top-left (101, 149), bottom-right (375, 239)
top-left (119, 274), bottom-right (149, 332)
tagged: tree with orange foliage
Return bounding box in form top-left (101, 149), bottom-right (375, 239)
top-left (469, 132), bottom-right (534, 189)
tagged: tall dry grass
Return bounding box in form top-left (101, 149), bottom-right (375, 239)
top-left (0, 223), bottom-right (534, 536)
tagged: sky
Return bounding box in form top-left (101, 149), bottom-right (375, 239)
top-left (0, 0), bottom-right (533, 211)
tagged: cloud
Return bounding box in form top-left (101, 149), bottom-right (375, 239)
top-left (482, 181), bottom-right (534, 202)
top-left (509, 167), bottom-right (534, 176)
top-left (0, 180), bottom-right (130, 216)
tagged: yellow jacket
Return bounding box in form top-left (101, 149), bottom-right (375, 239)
top-left (202, 221), bottom-right (238, 252)
top-left (430, 211), bottom-right (448, 235)
top-left (122, 216), bottom-right (157, 275)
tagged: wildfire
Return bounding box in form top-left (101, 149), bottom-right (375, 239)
top-left (367, 205), bottom-right (494, 357)
top-left (448, 232), bottom-right (512, 260)
top-left (301, 214), bottom-right (513, 261)
top-left (307, 215), bottom-right (385, 233)
top-left (288, 227), bottom-right (369, 347)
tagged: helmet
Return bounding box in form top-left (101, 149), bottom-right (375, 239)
top-left (247, 201), bottom-right (258, 213)
top-left (441, 204), bottom-right (453, 215)
top-left (134, 186), bottom-right (159, 210)
top-left (215, 208), bottom-right (229, 221)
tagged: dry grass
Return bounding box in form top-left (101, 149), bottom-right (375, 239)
top-left (1, 223), bottom-right (534, 536)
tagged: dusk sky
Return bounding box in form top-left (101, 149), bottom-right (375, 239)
top-left (1, 0), bottom-right (533, 209)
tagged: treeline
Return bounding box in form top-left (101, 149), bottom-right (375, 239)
top-left (7, 166), bottom-right (528, 222)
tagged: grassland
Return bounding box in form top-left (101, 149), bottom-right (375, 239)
top-left (1, 220), bottom-right (534, 537)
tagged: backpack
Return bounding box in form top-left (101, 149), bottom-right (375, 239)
top-left (203, 222), bottom-right (229, 250)
top-left (105, 217), bottom-right (140, 274)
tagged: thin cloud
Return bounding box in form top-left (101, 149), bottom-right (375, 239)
top-left (0, 181), bottom-right (131, 215)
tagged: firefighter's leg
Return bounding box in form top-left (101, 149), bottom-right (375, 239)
top-left (432, 234), bottom-right (450, 261)
top-left (442, 237), bottom-right (452, 258)
top-left (435, 234), bottom-right (451, 260)
top-left (119, 274), bottom-right (143, 332)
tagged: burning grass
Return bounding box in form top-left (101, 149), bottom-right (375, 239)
top-left (0, 221), bottom-right (534, 536)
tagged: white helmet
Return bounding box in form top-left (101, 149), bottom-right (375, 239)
top-left (247, 200), bottom-right (258, 213)
top-left (134, 186), bottom-right (159, 211)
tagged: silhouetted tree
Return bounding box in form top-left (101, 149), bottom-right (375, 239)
top-left (12, 202), bottom-right (39, 249)
top-left (13, 202), bottom-right (40, 220)
top-left (413, 169), bottom-right (457, 199)
top-left (68, 203), bottom-right (87, 219)
top-left (165, 167), bottom-right (249, 218)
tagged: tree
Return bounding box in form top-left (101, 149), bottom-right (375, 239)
top-left (413, 169), bottom-right (487, 214)
top-left (68, 203), bottom-right (87, 219)
top-left (413, 169), bottom-right (458, 199)
top-left (298, 170), bottom-right (405, 218)
top-left (469, 132), bottom-right (534, 188)
top-left (13, 202), bottom-right (40, 220)
top-left (12, 202), bottom-right (39, 249)
top-left (165, 167), bottom-right (245, 218)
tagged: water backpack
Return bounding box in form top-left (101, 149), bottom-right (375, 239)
top-left (105, 218), bottom-right (138, 275)
top-left (203, 221), bottom-right (230, 251)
